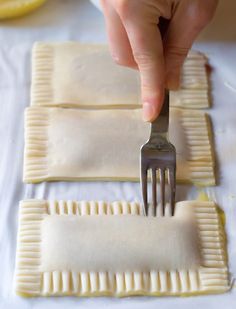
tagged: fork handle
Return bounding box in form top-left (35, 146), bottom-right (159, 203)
top-left (150, 90), bottom-right (169, 134)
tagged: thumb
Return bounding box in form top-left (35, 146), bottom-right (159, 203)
top-left (114, 2), bottom-right (166, 121)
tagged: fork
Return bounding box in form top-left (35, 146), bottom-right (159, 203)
top-left (140, 90), bottom-right (176, 216)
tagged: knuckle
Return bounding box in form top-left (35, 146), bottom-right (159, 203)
top-left (198, 10), bottom-right (214, 26)
top-left (115, 0), bottom-right (134, 19)
top-left (166, 46), bottom-right (188, 60)
top-left (141, 83), bottom-right (156, 93)
top-left (100, 0), bottom-right (108, 9)
top-left (133, 51), bottom-right (156, 69)
top-left (165, 46), bottom-right (188, 70)
top-left (187, 1), bottom-right (215, 27)
top-left (100, 0), bottom-right (106, 6)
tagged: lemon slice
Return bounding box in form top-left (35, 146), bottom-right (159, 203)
top-left (0, 0), bottom-right (47, 20)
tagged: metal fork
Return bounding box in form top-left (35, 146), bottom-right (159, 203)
top-left (140, 90), bottom-right (176, 216)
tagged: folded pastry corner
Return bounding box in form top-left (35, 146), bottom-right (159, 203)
top-left (14, 199), bottom-right (229, 297)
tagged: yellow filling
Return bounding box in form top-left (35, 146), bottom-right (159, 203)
top-left (0, 0), bottom-right (46, 19)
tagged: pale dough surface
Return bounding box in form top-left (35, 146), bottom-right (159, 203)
top-left (14, 199), bottom-right (229, 297)
top-left (24, 107), bottom-right (215, 184)
top-left (41, 214), bottom-right (199, 273)
top-left (54, 44), bottom-right (140, 106)
top-left (31, 42), bottom-right (209, 108)
top-left (48, 108), bottom-right (187, 178)
top-left (32, 43), bottom-right (140, 107)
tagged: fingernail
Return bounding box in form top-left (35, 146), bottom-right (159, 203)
top-left (111, 53), bottom-right (120, 63)
top-left (143, 102), bottom-right (156, 122)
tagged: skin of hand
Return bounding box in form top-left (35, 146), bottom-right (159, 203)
top-left (100, 0), bottom-right (218, 121)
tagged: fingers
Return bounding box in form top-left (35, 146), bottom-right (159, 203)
top-left (164, 0), bottom-right (218, 89)
top-left (116, 4), bottom-right (165, 121)
top-left (100, 0), bottom-right (136, 68)
top-left (101, 0), bottom-right (218, 120)
top-left (131, 27), bottom-right (165, 121)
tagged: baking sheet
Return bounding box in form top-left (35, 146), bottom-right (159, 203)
top-left (0, 0), bottom-right (236, 308)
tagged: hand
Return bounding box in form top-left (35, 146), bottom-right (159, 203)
top-left (100, 0), bottom-right (218, 121)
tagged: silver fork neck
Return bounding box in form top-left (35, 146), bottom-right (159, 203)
top-left (150, 90), bottom-right (169, 135)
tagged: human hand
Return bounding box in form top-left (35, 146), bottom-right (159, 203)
top-left (100, 0), bottom-right (218, 121)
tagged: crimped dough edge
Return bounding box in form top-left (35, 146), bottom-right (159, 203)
top-left (14, 200), bottom-right (229, 297)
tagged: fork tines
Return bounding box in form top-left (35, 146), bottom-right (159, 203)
top-left (140, 90), bottom-right (176, 217)
top-left (141, 146), bottom-right (176, 216)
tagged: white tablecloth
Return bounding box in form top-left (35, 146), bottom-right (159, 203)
top-left (0, 0), bottom-right (236, 308)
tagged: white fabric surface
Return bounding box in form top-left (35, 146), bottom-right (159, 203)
top-left (0, 0), bottom-right (236, 308)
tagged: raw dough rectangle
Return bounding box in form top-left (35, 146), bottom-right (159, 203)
top-left (24, 107), bottom-right (215, 185)
top-left (31, 42), bottom-right (210, 109)
top-left (14, 199), bottom-right (229, 297)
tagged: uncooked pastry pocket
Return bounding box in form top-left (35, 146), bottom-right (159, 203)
top-left (14, 199), bottom-right (229, 297)
top-left (24, 107), bottom-right (215, 185)
top-left (31, 42), bottom-right (210, 109)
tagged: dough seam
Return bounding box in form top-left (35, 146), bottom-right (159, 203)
top-left (14, 200), bottom-right (229, 297)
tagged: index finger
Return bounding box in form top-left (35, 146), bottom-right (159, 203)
top-left (116, 9), bottom-right (165, 121)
